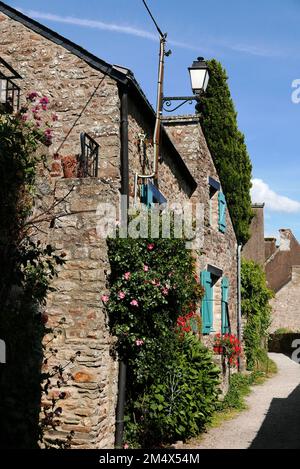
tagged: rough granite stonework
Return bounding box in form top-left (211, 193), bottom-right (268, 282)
top-left (163, 115), bottom-right (238, 339)
top-left (270, 266), bottom-right (300, 332)
top-left (242, 204), bottom-right (265, 265)
top-left (0, 11), bottom-right (121, 182)
top-left (40, 178), bottom-right (120, 448)
top-left (127, 98), bottom-right (191, 203)
top-left (0, 8), bottom-right (196, 447)
top-left (265, 229), bottom-right (300, 293)
top-left (1, 4), bottom-right (240, 445)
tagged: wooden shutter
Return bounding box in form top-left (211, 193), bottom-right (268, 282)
top-left (201, 271), bottom-right (213, 334)
top-left (218, 192), bottom-right (227, 233)
top-left (221, 276), bottom-right (230, 334)
top-left (141, 184), bottom-right (153, 207)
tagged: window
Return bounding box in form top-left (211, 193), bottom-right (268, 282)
top-left (0, 58), bottom-right (21, 113)
top-left (140, 181), bottom-right (167, 208)
top-left (208, 176), bottom-right (227, 234)
top-left (79, 132), bottom-right (99, 177)
top-left (201, 266), bottom-right (229, 334)
top-left (218, 192), bottom-right (227, 233)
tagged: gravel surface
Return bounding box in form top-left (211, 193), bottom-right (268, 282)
top-left (186, 353), bottom-right (300, 449)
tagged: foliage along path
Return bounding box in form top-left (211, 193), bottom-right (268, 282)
top-left (179, 353), bottom-right (300, 449)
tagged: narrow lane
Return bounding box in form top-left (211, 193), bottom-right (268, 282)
top-left (191, 353), bottom-right (300, 449)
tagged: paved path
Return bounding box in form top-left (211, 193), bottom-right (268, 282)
top-left (188, 353), bottom-right (300, 449)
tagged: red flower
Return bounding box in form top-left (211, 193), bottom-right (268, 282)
top-left (147, 243), bottom-right (155, 251)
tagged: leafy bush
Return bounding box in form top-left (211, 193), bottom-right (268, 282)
top-left (200, 59), bottom-right (253, 244)
top-left (105, 221), bottom-right (220, 447)
top-left (126, 334), bottom-right (220, 446)
top-left (241, 260), bottom-right (273, 370)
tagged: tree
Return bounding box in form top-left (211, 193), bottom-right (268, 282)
top-left (201, 59), bottom-right (253, 244)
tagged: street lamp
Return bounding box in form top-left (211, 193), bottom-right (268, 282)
top-left (163, 56), bottom-right (209, 113)
top-left (188, 57), bottom-right (210, 95)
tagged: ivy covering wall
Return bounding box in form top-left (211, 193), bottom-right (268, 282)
top-left (201, 59), bottom-right (253, 244)
top-left (241, 259), bottom-right (273, 370)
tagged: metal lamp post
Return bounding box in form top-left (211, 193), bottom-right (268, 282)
top-left (163, 57), bottom-right (209, 113)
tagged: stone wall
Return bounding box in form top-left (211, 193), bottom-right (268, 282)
top-left (43, 178), bottom-right (120, 448)
top-left (270, 266), bottom-right (300, 332)
top-left (1, 9), bottom-right (199, 448)
top-left (265, 229), bottom-right (300, 293)
top-left (265, 238), bottom-right (277, 262)
top-left (242, 204), bottom-right (265, 265)
top-left (163, 115), bottom-right (238, 336)
top-left (127, 97), bottom-right (191, 204)
top-left (1, 11), bottom-right (121, 183)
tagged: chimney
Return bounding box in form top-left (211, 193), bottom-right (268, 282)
top-left (279, 229), bottom-right (292, 252)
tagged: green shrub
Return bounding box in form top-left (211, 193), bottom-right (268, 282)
top-left (241, 260), bottom-right (273, 370)
top-left (273, 327), bottom-right (294, 335)
top-left (126, 334), bottom-right (220, 446)
top-left (105, 219), bottom-right (220, 447)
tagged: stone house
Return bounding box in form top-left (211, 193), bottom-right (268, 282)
top-left (243, 205), bottom-right (300, 333)
top-left (0, 2), bottom-right (238, 448)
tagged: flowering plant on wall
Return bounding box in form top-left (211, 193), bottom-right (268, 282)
top-left (16, 91), bottom-right (58, 147)
top-left (213, 333), bottom-right (242, 367)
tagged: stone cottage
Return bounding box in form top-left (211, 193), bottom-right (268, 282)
top-left (243, 204), bottom-right (300, 333)
top-left (0, 2), bottom-right (238, 448)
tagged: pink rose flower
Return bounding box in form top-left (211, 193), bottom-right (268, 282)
top-left (101, 295), bottom-right (109, 303)
top-left (147, 243), bottom-right (155, 251)
top-left (124, 272), bottom-right (131, 280)
top-left (143, 265), bottom-right (149, 272)
top-left (27, 91), bottom-right (38, 102)
top-left (118, 291), bottom-right (126, 299)
top-left (40, 96), bottom-right (49, 105)
top-left (130, 299), bottom-right (139, 307)
top-left (123, 443), bottom-right (129, 449)
top-left (135, 339), bottom-right (144, 346)
top-left (151, 279), bottom-right (160, 286)
top-left (162, 287), bottom-right (169, 296)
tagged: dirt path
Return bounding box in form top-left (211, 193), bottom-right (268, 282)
top-left (184, 353), bottom-right (300, 449)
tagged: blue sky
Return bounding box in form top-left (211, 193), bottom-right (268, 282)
top-left (5, 0), bottom-right (300, 241)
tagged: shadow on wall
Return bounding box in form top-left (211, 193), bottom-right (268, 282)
top-left (268, 333), bottom-right (300, 360)
top-left (249, 382), bottom-right (300, 449)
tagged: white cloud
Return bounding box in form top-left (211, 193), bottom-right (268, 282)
top-left (251, 178), bottom-right (300, 213)
top-left (17, 8), bottom-right (199, 51)
top-left (17, 8), bottom-right (281, 57)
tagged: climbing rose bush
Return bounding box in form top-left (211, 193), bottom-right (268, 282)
top-left (104, 225), bottom-right (220, 447)
top-left (16, 91), bottom-right (58, 147)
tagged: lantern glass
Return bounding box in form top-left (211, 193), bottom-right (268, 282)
top-left (188, 57), bottom-right (209, 95)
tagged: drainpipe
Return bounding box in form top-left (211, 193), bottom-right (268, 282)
top-left (115, 85), bottom-right (129, 448)
top-left (237, 244), bottom-right (242, 371)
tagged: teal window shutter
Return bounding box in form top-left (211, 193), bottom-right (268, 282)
top-left (218, 192), bottom-right (227, 233)
top-left (200, 271), bottom-right (213, 334)
top-left (221, 277), bottom-right (230, 334)
top-left (141, 184), bottom-right (153, 207)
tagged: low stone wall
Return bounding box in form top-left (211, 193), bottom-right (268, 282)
top-left (268, 333), bottom-right (300, 360)
top-left (43, 178), bottom-right (120, 448)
